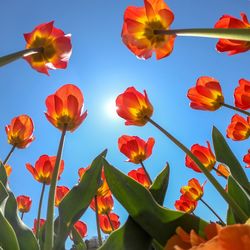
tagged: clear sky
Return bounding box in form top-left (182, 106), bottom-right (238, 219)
top-left (1, 0), bottom-right (250, 247)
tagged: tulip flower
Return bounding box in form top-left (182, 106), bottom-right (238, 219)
top-left (175, 195), bottom-right (197, 213)
top-left (122, 0), bottom-right (175, 59)
top-left (215, 13), bottom-right (250, 55)
top-left (187, 76), bottom-right (224, 111)
top-left (45, 84), bottom-right (87, 132)
top-left (5, 114), bottom-right (35, 149)
top-left (243, 149), bottom-right (250, 168)
top-left (180, 178), bottom-right (205, 202)
top-left (128, 167), bottom-right (151, 188)
top-left (234, 79), bottom-right (250, 110)
top-left (216, 164), bottom-right (230, 178)
top-left (4, 164), bottom-right (12, 177)
top-left (16, 195), bottom-right (32, 213)
top-left (118, 135), bottom-right (155, 164)
top-left (26, 155), bottom-right (64, 185)
top-left (90, 194), bottom-right (114, 214)
top-left (185, 141), bottom-right (216, 173)
top-left (73, 221), bottom-right (87, 238)
top-left (33, 219), bottom-right (46, 234)
top-left (23, 21), bottom-right (72, 75)
top-left (99, 213), bottom-right (120, 234)
top-left (55, 186), bottom-right (70, 207)
top-left (226, 114), bottom-right (250, 141)
top-left (116, 87), bottom-right (153, 126)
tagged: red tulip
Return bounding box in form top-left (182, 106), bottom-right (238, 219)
top-left (5, 115), bottom-right (35, 149)
top-left (122, 0), bottom-right (175, 59)
top-left (216, 164), bottom-right (231, 178)
top-left (243, 149), bottom-right (250, 168)
top-left (175, 195), bottom-right (197, 213)
top-left (234, 79), bottom-right (250, 110)
top-left (26, 155), bottom-right (64, 185)
top-left (187, 76), bottom-right (224, 111)
top-left (128, 167), bottom-right (151, 188)
top-left (33, 219), bottom-right (46, 234)
top-left (4, 164), bottom-right (12, 177)
top-left (214, 13), bottom-right (250, 55)
top-left (55, 186), bottom-right (70, 207)
top-left (116, 87), bottom-right (153, 126)
top-left (226, 114), bottom-right (250, 141)
top-left (45, 84), bottom-right (87, 132)
top-left (99, 213), bottom-right (120, 234)
top-left (23, 21), bottom-right (72, 75)
top-left (73, 221), bottom-right (87, 238)
top-left (16, 195), bottom-right (32, 213)
top-left (90, 194), bottom-right (114, 214)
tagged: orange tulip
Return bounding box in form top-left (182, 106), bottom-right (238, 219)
top-left (234, 79), bottom-right (250, 110)
top-left (4, 164), bottom-right (12, 177)
top-left (45, 84), bottom-right (87, 132)
top-left (128, 167), bottom-right (151, 188)
top-left (185, 141), bottom-right (216, 173)
top-left (243, 149), bottom-right (250, 168)
top-left (16, 195), bottom-right (32, 213)
top-left (226, 114), bottom-right (250, 141)
top-left (187, 76), bottom-right (224, 111)
top-left (116, 87), bottom-right (153, 126)
top-left (180, 178), bottom-right (205, 202)
top-left (5, 115), bottom-right (35, 149)
top-left (122, 0), bottom-right (175, 59)
top-left (175, 195), bottom-right (197, 213)
top-left (73, 221), bottom-right (87, 238)
top-left (214, 13), bottom-right (250, 55)
top-left (216, 164), bottom-right (231, 178)
top-left (33, 219), bottom-right (46, 234)
top-left (26, 155), bottom-right (64, 185)
top-left (118, 135), bottom-right (155, 164)
top-left (90, 194), bottom-right (114, 214)
top-left (55, 186), bottom-right (70, 207)
top-left (99, 213), bottom-right (120, 234)
top-left (23, 21), bottom-right (72, 75)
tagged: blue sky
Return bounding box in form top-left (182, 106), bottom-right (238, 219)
top-left (1, 0), bottom-right (250, 246)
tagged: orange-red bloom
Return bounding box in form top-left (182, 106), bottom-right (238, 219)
top-left (243, 149), bottom-right (250, 168)
top-left (99, 213), bottom-right (120, 234)
top-left (4, 164), bottom-right (12, 177)
top-left (116, 87), bottom-right (153, 126)
top-left (16, 195), bottom-right (32, 213)
top-left (175, 195), bottom-right (197, 213)
top-left (185, 142), bottom-right (216, 173)
top-left (73, 221), bottom-right (87, 238)
top-left (214, 13), bottom-right (250, 55)
top-left (90, 194), bottom-right (114, 214)
top-left (122, 0), bottom-right (175, 59)
top-left (226, 114), bottom-right (250, 141)
top-left (187, 76), bottom-right (224, 111)
top-left (234, 79), bottom-right (250, 110)
top-left (26, 155), bottom-right (64, 185)
top-left (45, 84), bottom-right (87, 132)
top-left (118, 135), bottom-right (155, 164)
top-left (180, 178), bottom-right (205, 202)
top-left (5, 115), bottom-right (35, 149)
top-left (128, 167), bottom-right (151, 188)
top-left (23, 21), bottom-right (72, 75)
top-left (55, 186), bottom-right (70, 207)
top-left (216, 164), bottom-right (231, 178)
top-left (33, 219), bottom-right (46, 234)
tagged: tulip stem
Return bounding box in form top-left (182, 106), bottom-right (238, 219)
top-left (140, 161), bottom-right (152, 185)
top-left (36, 182), bottom-right (46, 239)
top-left (154, 28), bottom-right (250, 41)
top-left (221, 103), bottom-right (250, 116)
top-left (2, 145), bottom-right (16, 165)
top-left (200, 198), bottom-right (225, 225)
top-left (94, 195), bottom-right (103, 246)
top-left (0, 48), bottom-right (41, 67)
top-left (106, 213), bottom-right (114, 231)
top-left (213, 167), bottom-right (227, 180)
top-left (20, 212), bottom-right (24, 220)
top-left (146, 117), bottom-right (249, 223)
top-left (44, 125), bottom-right (67, 250)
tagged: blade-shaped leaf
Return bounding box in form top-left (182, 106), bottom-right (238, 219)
top-left (212, 126), bottom-right (249, 192)
top-left (0, 181), bottom-right (8, 204)
top-left (70, 227), bottom-right (87, 250)
top-left (54, 149), bottom-right (107, 250)
top-left (103, 159), bottom-right (208, 246)
top-left (0, 162), bottom-right (8, 187)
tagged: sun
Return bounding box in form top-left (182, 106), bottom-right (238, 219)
top-left (104, 98), bottom-right (118, 119)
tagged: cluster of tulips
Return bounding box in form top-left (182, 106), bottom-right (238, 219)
top-left (0, 0), bottom-right (250, 250)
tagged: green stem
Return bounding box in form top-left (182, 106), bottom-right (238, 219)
top-left (94, 195), bottom-right (103, 246)
top-left (0, 48), bottom-right (41, 67)
top-left (20, 212), bottom-right (24, 220)
top-left (213, 167), bottom-right (227, 180)
top-left (36, 183), bottom-right (46, 239)
top-left (221, 103), bottom-right (250, 116)
top-left (3, 145), bottom-right (16, 165)
top-left (146, 117), bottom-right (249, 222)
top-left (139, 161), bottom-right (152, 185)
top-left (106, 212), bottom-right (114, 231)
top-left (200, 198), bottom-right (225, 225)
top-left (44, 126), bottom-right (67, 250)
top-left (154, 28), bottom-right (250, 41)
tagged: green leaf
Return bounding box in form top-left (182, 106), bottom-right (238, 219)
top-left (103, 160), bottom-right (208, 246)
top-left (0, 162), bottom-right (8, 187)
top-left (70, 227), bottom-right (87, 250)
top-left (54, 149), bottom-right (107, 250)
top-left (227, 176), bottom-right (250, 223)
top-left (212, 126), bottom-right (249, 192)
top-left (0, 181), bottom-right (8, 204)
